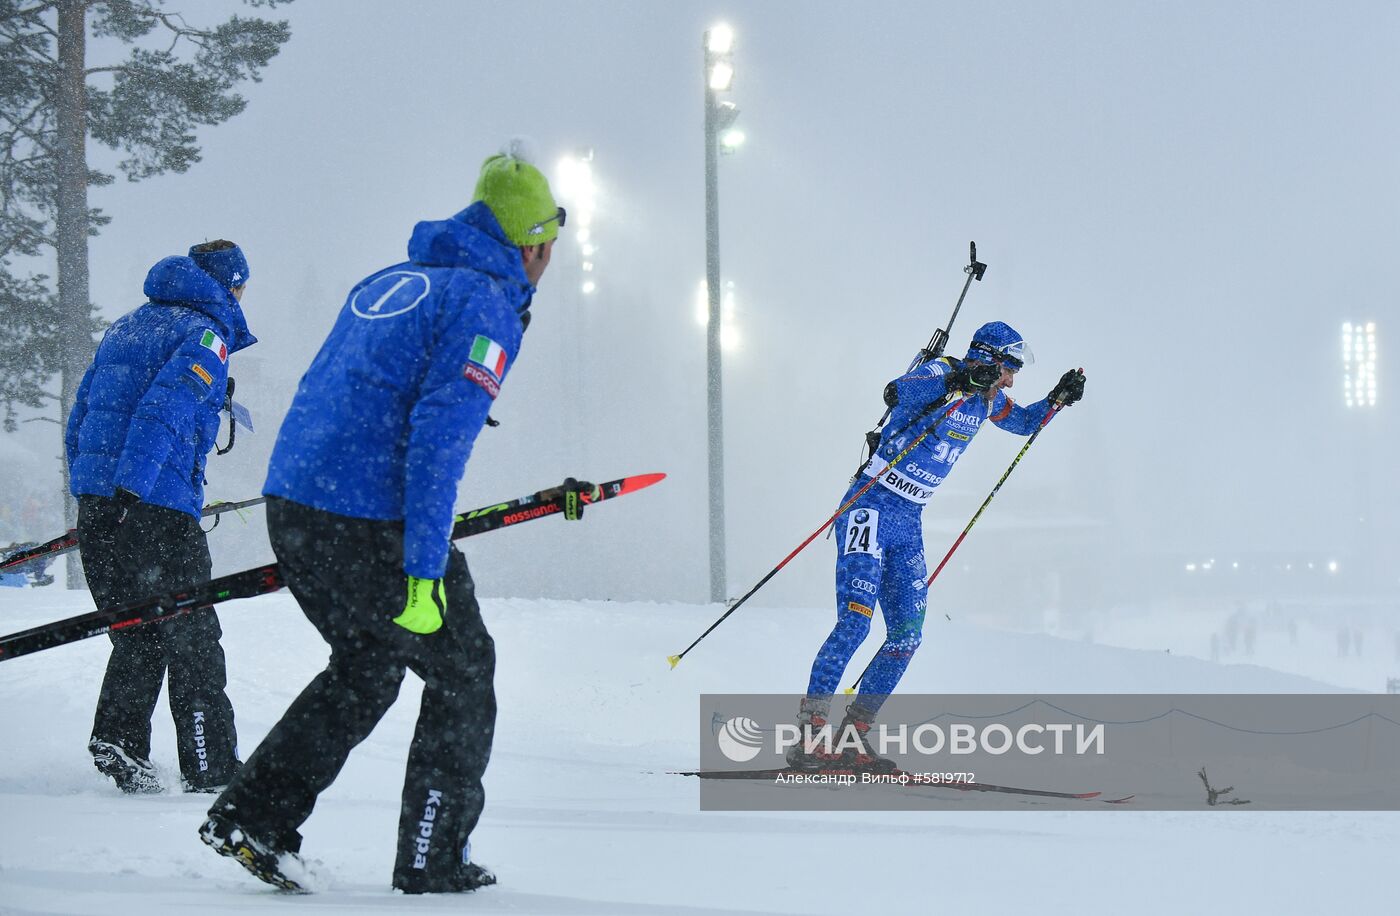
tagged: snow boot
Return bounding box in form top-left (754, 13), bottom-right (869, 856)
top-left (394, 861), bottom-right (497, 894)
top-left (199, 812), bottom-right (311, 893)
top-left (89, 739), bottom-right (162, 794)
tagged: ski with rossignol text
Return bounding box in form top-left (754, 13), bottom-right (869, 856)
top-left (0, 473), bottom-right (665, 662)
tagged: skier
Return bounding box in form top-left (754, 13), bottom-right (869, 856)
top-left (200, 141), bottom-right (589, 895)
top-left (66, 240), bottom-right (255, 793)
top-left (788, 321), bottom-right (1085, 770)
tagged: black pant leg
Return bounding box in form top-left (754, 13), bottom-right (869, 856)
top-left (215, 647), bottom-right (407, 851)
top-left (92, 628), bottom-right (166, 759)
top-left (165, 606), bottom-right (240, 786)
top-left (211, 498), bottom-right (411, 849)
top-left (80, 497), bottom-right (240, 777)
top-left (80, 497), bottom-right (167, 758)
top-left (393, 548), bottom-right (497, 883)
top-left (149, 514), bottom-right (239, 786)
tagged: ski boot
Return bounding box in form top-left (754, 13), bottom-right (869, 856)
top-left (199, 811), bottom-right (311, 893)
top-left (784, 699), bottom-right (844, 771)
top-left (89, 739), bottom-right (162, 794)
top-left (837, 707), bottom-right (898, 775)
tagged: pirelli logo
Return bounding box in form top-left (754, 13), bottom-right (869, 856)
top-left (848, 601), bottom-right (873, 618)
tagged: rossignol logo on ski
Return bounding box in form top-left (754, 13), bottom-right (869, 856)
top-left (412, 788), bottom-right (444, 869)
top-left (504, 503), bottom-right (561, 525)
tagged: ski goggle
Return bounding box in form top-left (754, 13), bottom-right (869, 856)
top-left (526, 206), bottom-right (567, 238)
top-left (969, 339), bottom-right (1034, 371)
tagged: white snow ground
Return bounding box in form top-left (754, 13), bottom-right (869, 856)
top-left (2, 586), bottom-right (1397, 915)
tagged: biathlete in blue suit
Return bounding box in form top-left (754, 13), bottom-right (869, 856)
top-left (789, 321), bottom-right (1086, 770)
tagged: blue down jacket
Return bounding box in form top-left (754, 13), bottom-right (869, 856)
top-left (262, 202), bottom-right (532, 579)
top-left (66, 257), bottom-right (257, 517)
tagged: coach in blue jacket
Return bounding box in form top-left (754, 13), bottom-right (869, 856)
top-left (202, 142), bottom-right (584, 895)
top-left (66, 240), bottom-right (256, 794)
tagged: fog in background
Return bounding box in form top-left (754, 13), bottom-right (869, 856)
top-left (8, 1), bottom-right (1396, 626)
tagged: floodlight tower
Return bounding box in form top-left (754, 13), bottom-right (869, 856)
top-left (703, 23), bottom-right (741, 602)
top-left (1342, 321), bottom-right (1380, 588)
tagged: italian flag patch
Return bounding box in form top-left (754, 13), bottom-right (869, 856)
top-left (200, 330), bottom-right (227, 363)
top-left (468, 335), bottom-right (507, 382)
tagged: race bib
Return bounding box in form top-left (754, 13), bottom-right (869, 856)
top-left (843, 507), bottom-right (880, 556)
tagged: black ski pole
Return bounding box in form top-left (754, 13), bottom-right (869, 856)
top-left (843, 387), bottom-right (1075, 694)
top-left (668, 394), bottom-right (971, 670)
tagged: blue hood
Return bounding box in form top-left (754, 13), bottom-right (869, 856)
top-left (408, 201), bottom-right (535, 313)
top-left (142, 256), bottom-right (257, 354)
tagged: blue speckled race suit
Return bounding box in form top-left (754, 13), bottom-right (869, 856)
top-left (804, 357), bottom-right (1052, 716)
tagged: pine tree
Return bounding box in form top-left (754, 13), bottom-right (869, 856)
top-left (0, 0), bottom-right (292, 571)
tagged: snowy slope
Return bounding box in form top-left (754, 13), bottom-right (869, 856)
top-left (1, 587), bottom-right (1395, 915)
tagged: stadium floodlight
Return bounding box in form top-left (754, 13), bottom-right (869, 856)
top-left (707, 23), bottom-right (734, 55)
top-left (1342, 320), bottom-right (1378, 409)
top-left (719, 128), bottom-right (746, 154)
top-left (708, 60), bottom-right (733, 91)
top-left (555, 149), bottom-right (599, 300)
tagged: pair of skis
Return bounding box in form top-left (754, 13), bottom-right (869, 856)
top-left (675, 766), bottom-right (1134, 804)
top-left (0, 496), bottom-right (269, 574)
top-left (0, 473), bottom-right (665, 663)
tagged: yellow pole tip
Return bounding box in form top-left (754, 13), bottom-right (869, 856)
top-left (667, 655), bottom-right (681, 669)
top-left (842, 687), bottom-right (854, 695)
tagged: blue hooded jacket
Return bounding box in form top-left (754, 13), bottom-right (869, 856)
top-left (66, 257), bottom-right (258, 517)
top-left (263, 202), bottom-right (532, 579)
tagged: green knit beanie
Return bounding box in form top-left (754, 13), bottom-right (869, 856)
top-left (472, 139), bottom-right (560, 247)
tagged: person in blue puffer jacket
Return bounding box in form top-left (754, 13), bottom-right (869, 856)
top-left (66, 240), bottom-right (256, 794)
top-left (787, 321), bottom-right (1086, 771)
top-left (202, 141), bottom-right (587, 896)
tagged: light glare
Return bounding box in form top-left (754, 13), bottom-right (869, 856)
top-left (708, 61), bottom-right (733, 91)
top-left (707, 24), bottom-right (734, 55)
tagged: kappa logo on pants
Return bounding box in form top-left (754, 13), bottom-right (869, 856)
top-left (193, 710), bottom-right (208, 771)
top-left (412, 788), bottom-right (444, 869)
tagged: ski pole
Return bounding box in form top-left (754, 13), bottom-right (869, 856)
top-left (843, 393), bottom-right (1072, 694)
top-left (668, 394), bottom-right (969, 670)
top-left (853, 242), bottom-right (986, 482)
top-left (922, 402), bottom-right (1065, 589)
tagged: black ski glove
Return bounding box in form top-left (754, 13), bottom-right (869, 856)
top-left (883, 382), bottom-right (900, 407)
top-left (562, 477), bottom-right (602, 521)
top-left (945, 362), bottom-right (1001, 393)
top-left (1048, 369), bottom-right (1086, 406)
